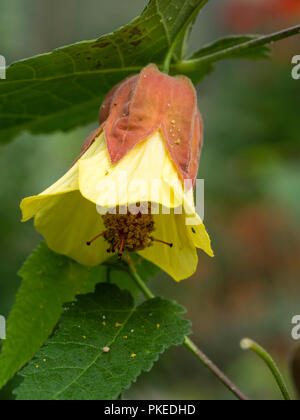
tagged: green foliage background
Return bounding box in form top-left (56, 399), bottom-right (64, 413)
top-left (0, 0), bottom-right (299, 400)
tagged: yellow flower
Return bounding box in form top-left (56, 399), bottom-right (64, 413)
top-left (20, 65), bottom-right (214, 281)
top-left (21, 130), bottom-right (212, 281)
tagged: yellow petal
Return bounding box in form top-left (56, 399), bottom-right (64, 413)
top-left (20, 138), bottom-right (101, 222)
top-left (20, 163), bottom-right (79, 222)
top-left (20, 137), bottom-right (111, 266)
top-left (181, 189), bottom-right (214, 258)
top-left (78, 131), bottom-right (185, 210)
top-left (33, 190), bottom-right (109, 266)
top-left (138, 212), bottom-right (198, 282)
top-left (188, 218), bottom-right (214, 258)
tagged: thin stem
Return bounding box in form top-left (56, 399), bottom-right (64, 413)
top-left (163, 0), bottom-right (211, 73)
top-left (240, 338), bottom-right (292, 401)
top-left (126, 254), bottom-right (249, 401)
top-left (126, 254), bottom-right (154, 299)
top-left (176, 24), bottom-right (300, 73)
top-left (184, 337), bottom-right (249, 401)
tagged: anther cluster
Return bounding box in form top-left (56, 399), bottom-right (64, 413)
top-left (102, 205), bottom-right (155, 253)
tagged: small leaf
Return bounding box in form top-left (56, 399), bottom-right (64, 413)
top-left (184, 35), bottom-right (270, 84)
top-left (176, 63), bottom-right (215, 86)
top-left (173, 0), bottom-right (211, 61)
top-left (190, 35), bottom-right (271, 61)
top-left (14, 283), bottom-right (190, 400)
top-left (0, 243), bottom-right (158, 390)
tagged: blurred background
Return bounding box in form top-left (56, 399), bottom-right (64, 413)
top-left (0, 0), bottom-right (299, 400)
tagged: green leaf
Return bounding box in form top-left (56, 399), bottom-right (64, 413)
top-left (184, 35), bottom-right (270, 84)
top-left (0, 243), bottom-right (104, 390)
top-left (0, 243), bottom-right (158, 390)
top-left (0, 0), bottom-right (210, 145)
top-left (14, 283), bottom-right (190, 400)
top-left (170, 0), bottom-right (211, 62)
top-left (190, 35), bottom-right (271, 61)
top-left (179, 63), bottom-right (215, 85)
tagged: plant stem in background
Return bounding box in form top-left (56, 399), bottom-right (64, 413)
top-left (176, 24), bottom-right (300, 73)
top-left (183, 337), bottom-right (249, 401)
top-left (240, 338), bottom-right (292, 401)
top-left (126, 254), bottom-right (249, 401)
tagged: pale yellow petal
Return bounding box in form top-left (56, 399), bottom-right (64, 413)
top-left (78, 131), bottom-right (186, 209)
top-left (21, 164), bottom-right (79, 222)
top-left (20, 138), bottom-right (102, 222)
top-left (138, 212), bottom-right (198, 282)
top-left (188, 221), bottom-right (214, 257)
top-left (33, 190), bottom-right (109, 266)
top-left (184, 207), bottom-right (214, 257)
top-left (182, 189), bottom-right (214, 258)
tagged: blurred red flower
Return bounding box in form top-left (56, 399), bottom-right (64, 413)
top-left (224, 0), bottom-right (300, 31)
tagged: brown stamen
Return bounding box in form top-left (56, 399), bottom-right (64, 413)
top-left (118, 235), bottom-right (126, 259)
top-left (152, 237), bottom-right (173, 248)
top-left (86, 230), bottom-right (107, 246)
top-left (113, 239), bottom-right (122, 252)
top-left (102, 204), bottom-right (154, 253)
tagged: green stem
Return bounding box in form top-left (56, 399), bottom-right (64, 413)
top-left (240, 338), bottom-right (292, 401)
top-left (163, 0), bottom-right (211, 73)
top-left (183, 337), bottom-right (249, 401)
top-left (128, 262), bottom-right (154, 299)
top-left (126, 255), bottom-right (249, 401)
top-left (175, 24), bottom-right (300, 73)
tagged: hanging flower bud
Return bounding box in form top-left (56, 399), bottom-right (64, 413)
top-left (20, 65), bottom-right (213, 282)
